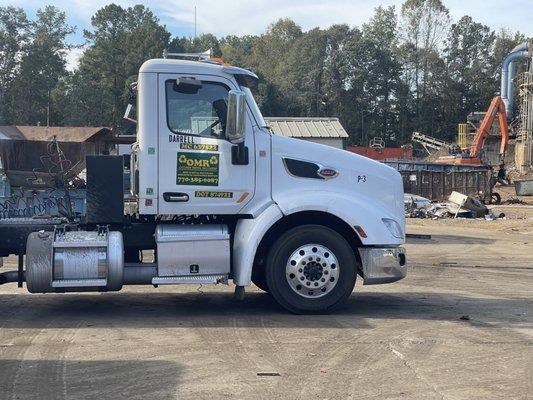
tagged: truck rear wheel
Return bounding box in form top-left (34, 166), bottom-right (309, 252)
top-left (265, 225), bottom-right (357, 314)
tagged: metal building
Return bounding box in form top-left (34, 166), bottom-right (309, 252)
top-left (265, 117), bottom-right (348, 149)
top-left (0, 125), bottom-right (112, 154)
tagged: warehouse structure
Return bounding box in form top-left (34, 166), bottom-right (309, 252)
top-left (0, 126), bottom-right (112, 153)
top-left (265, 117), bottom-right (348, 149)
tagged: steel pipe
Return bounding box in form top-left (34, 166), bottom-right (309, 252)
top-left (501, 41), bottom-right (530, 118)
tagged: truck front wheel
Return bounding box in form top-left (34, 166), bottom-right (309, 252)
top-left (265, 225), bottom-right (357, 314)
top-left (251, 266), bottom-right (269, 292)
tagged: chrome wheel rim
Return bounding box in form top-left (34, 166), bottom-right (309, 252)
top-left (285, 244), bottom-right (339, 298)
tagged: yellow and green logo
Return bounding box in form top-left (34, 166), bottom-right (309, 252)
top-left (176, 152), bottom-right (220, 186)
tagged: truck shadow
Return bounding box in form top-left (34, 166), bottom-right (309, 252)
top-left (0, 290), bottom-right (529, 329)
top-left (0, 360), bottom-right (181, 400)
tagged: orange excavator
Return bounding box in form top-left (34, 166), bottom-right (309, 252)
top-left (437, 96), bottom-right (509, 166)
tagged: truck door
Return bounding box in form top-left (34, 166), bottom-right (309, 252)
top-left (158, 73), bottom-right (255, 215)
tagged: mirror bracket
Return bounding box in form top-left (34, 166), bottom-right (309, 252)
top-left (231, 142), bottom-right (249, 165)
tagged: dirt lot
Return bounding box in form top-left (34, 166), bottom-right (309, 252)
top-left (0, 207), bottom-right (531, 399)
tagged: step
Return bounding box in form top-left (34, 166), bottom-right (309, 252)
top-left (152, 275), bottom-right (228, 285)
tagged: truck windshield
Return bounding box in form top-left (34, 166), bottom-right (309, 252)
top-left (241, 86), bottom-right (267, 128)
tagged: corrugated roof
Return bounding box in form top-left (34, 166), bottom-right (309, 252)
top-left (0, 126), bottom-right (110, 142)
top-left (0, 126), bottom-right (25, 140)
top-left (265, 117), bottom-right (349, 138)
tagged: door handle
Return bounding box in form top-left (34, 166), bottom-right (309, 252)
top-left (163, 192), bottom-right (189, 202)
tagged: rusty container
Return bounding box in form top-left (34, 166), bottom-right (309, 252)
top-left (383, 161), bottom-right (493, 202)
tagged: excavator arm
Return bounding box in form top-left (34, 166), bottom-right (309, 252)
top-left (469, 96), bottom-right (509, 160)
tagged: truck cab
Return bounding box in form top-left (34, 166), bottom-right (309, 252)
top-left (18, 55), bottom-right (406, 314)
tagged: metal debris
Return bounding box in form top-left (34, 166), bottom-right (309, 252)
top-left (405, 191), bottom-right (508, 220)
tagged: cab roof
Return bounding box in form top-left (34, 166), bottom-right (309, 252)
top-left (139, 58), bottom-right (258, 82)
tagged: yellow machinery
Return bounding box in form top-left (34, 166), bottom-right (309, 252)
top-left (457, 123), bottom-right (468, 149)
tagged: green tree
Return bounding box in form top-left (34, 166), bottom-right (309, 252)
top-left (220, 35), bottom-right (255, 66)
top-left (0, 7), bottom-right (29, 124)
top-left (169, 33), bottom-right (222, 57)
top-left (400, 0), bottom-right (450, 135)
top-left (360, 6), bottom-right (404, 144)
top-left (63, 4), bottom-right (170, 127)
top-left (320, 24), bottom-right (354, 121)
top-left (251, 19), bottom-right (303, 116)
top-left (285, 28), bottom-right (327, 116)
top-left (8, 6), bottom-right (73, 125)
top-left (492, 28), bottom-right (526, 73)
top-left (444, 16), bottom-right (496, 137)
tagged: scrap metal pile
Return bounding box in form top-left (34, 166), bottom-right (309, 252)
top-left (405, 191), bottom-right (505, 220)
top-left (0, 138), bottom-right (87, 220)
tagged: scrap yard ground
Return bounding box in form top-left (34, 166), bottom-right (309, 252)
top-left (0, 205), bottom-right (531, 399)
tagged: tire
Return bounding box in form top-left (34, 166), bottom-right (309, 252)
top-left (265, 225), bottom-right (357, 314)
top-left (251, 266), bottom-right (269, 292)
top-left (491, 192), bottom-right (501, 205)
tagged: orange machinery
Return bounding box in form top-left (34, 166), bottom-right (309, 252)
top-left (437, 96), bottom-right (509, 165)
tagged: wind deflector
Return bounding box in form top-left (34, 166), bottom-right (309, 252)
top-left (222, 65), bottom-right (259, 89)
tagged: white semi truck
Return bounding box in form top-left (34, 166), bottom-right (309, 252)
top-left (1, 54), bottom-right (406, 313)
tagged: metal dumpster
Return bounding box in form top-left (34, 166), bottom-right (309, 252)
top-left (514, 179), bottom-right (533, 196)
top-left (383, 161), bottom-right (493, 202)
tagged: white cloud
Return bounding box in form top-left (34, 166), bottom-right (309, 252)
top-left (157, 0), bottom-right (399, 37)
top-left (1, 0), bottom-right (531, 38)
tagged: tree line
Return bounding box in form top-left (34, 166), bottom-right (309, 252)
top-left (0, 1), bottom-right (526, 146)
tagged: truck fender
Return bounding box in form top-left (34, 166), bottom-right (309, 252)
top-left (275, 190), bottom-right (404, 245)
top-left (233, 193), bottom-right (403, 287)
top-left (233, 203), bottom-right (283, 286)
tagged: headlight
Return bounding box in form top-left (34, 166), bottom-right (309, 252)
top-left (382, 218), bottom-right (404, 239)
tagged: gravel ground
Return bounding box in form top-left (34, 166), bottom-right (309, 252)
top-left (0, 211), bottom-right (531, 400)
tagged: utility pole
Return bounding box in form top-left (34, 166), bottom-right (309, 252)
top-left (194, 6), bottom-right (197, 38)
top-left (47, 89), bottom-right (51, 127)
top-left (361, 111), bottom-right (364, 146)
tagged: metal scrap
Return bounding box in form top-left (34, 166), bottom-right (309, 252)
top-left (405, 191), bottom-right (505, 220)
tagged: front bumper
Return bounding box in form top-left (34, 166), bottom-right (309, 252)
top-left (359, 246), bottom-right (406, 285)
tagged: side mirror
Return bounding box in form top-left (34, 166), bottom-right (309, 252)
top-left (226, 90), bottom-right (246, 143)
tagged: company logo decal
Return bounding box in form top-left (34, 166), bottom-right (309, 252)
top-left (176, 152), bottom-right (219, 186)
top-left (317, 167), bottom-right (339, 179)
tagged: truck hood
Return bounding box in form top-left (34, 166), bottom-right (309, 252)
top-left (271, 135), bottom-right (405, 226)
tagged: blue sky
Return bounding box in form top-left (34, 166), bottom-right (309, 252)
top-left (2, 0), bottom-right (532, 69)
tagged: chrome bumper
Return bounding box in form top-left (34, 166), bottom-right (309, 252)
top-left (359, 246), bottom-right (406, 285)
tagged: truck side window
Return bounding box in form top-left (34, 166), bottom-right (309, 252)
top-left (166, 80), bottom-right (229, 139)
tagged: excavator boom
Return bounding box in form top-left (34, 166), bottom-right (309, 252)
top-left (469, 96), bottom-right (509, 159)
top-left (436, 96), bottom-right (509, 166)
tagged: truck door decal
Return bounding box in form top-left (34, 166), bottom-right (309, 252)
top-left (195, 191), bottom-right (233, 198)
top-left (180, 143), bottom-right (219, 151)
top-left (176, 152), bottom-right (220, 186)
